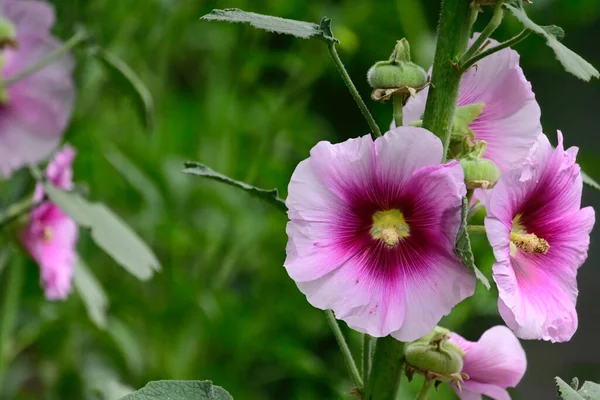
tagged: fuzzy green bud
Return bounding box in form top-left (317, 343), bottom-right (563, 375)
top-left (460, 154), bottom-right (501, 190)
top-left (0, 18), bottom-right (17, 49)
top-left (404, 327), bottom-right (464, 377)
top-left (367, 38), bottom-right (428, 102)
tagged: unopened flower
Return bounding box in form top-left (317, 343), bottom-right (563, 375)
top-left (284, 127), bottom-right (476, 341)
top-left (21, 145), bottom-right (78, 300)
top-left (450, 326), bottom-right (526, 400)
top-left (403, 35), bottom-right (541, 171)
top-left (0, 0), bottom-right (75, 176)
top-left (484, 132), bottom-right (594, 342)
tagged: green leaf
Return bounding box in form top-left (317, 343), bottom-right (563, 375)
top-left (93, 47), bottom-right (155, 132)
top-left (557, 377), bottom-right (585, 400)
top-left (43, 183), bottom-right (161, 280)
top-left (73, 255), bottom-right (108, 328)
top-left (456, 197), bottom-right (491, 289)
top-left (201, 8), bottom-right (337, 43)
top-left (582, 170), bottom-right (600, 191)
top-left (505, 4), bottom-right (599, 81)
top-left (120, 380), bottom-right (233, 400)
top-left (556, 377), bottom-right (600, 400)
top-left (182, 162), bottom-right (287, 214)
top-left (579, 381), bottom-right (600, 399)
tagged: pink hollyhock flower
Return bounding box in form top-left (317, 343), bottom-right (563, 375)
top-left (0, 0), bottom-right (75, 176)
top-left (484, 132), bottom-right (594, 342)
top-left (450, 326), bottom-right (526, 400)
top-left (21, 145), bottom-right (78, 300)
top-left (403, 35), bottom-right (541, 172)
top-left (284, 127), bottom-right (476, 341)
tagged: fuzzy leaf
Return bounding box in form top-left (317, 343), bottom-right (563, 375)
top-left (73, 255), bottom-right (108, 328)
top-left (582, 170), bottom-right (600, 191)
top-left (120, 380), bottom-right (233, 400)
top-left (183, 162), bottom-right (287, 214)
top-left (505, 4), bottom-right (599, 81)
top-left (201, 8), bottom-right (337, 43)
top-left (93, 48), bottom-right (155, 132)
top-left (44, 183), bottom-right (161, 280)
top-left (579, 381), bottom-right (600, 399)
top-left (556, 377), bottom-right (585, 400)
top-left (456, 197), bottom-right (491, 289)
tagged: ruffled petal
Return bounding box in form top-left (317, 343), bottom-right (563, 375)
top-left (0, 33), bottom-right (75, 176)
top-left (2, 0), bottom-right (55, 35)
top-left (374, 127), bottom-right (444, 199)
top-left (309, 134), bottom-right (376, 204)
top-left (459, 382), bottom-right (510, 400)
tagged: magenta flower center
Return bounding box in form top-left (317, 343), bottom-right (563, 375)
top-left (369, 209), bottom-right (410, 248)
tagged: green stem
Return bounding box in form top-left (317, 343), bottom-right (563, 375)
top-left (467, 202), bottom-right (484, 220)
top-left (467, 225), bottom-right (486, 234)
top-left (421, 0), bottom-right (473, 161)
top-left (416, 380), bottom-right (435, 400)
top-left (327, 42), bottom-right (382, 138)
top-left (324, 310), bottom-right (364, 390)
top-left (460, 29), bottom-right (531, 73)
top-left (392, 93), bottom-right (404, 127)
top-left (0, 196), bottom-right (38, 229)
top-left (362, 334), bottom-right (372, 385)
top-left (458, 0), bottom-right (505, 66)
top-left (3, 29), bottom-right (88, 88)
top-left (0, 253), bottom-right (24, 388)
top-left (363, 336), bottom-right (405, 400)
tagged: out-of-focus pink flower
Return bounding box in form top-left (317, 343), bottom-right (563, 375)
top-left (21, 145), bottom-right (78, 300)
top-left (450, 326), bottom-right (527, 400)
top-left (403, 35), bottom-right (541, 172)
top-left (0, 0), bottom-right (75, 176)
top-left (284, 127), bottom-right (475, 341)
top-left (484, 132), bottom-right (594, 342)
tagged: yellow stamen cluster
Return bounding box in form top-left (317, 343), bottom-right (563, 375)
top-left (370, 209), bottom-right (410, 248)
top-left (510, 232), bottom-right (550, 254)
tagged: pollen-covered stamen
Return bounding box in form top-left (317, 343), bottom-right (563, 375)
top-left (510, 231), bottom-right (550, 254)
top-left (370, 209), bottom-right (410, 248)
top-left (42, 227), bottom-right (54, 242)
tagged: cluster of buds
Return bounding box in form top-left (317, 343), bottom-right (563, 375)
top-left (367, 38), bottom-right (429, 103)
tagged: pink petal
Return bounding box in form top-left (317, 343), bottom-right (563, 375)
top-left (284, 128), bottom-right (472, 341)
top-left (2, 0), bottom-right (55, 35)
top-left (485, 132), bottom-right (594, 342)
top-left (402, 35), bottom-right (541, 173)
top-left (374, 126), bottom-right (444, 194)
top-left (0, 32), bottom-right (75, 176)
top-left (459, 382), bottom-right (510, 400)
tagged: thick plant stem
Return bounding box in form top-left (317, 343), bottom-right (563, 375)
top-left (324, 310), bottom-right (364, 390)
top-left (327, 43), bottom-right (382, 138)
top-left (363, 336), bottom-right (405, 400)
top-left (0, 253), bottom-right (24, 388)
top-left (421, 0), bottom-right (473, 161)
top-left (417, 380), bottom-right (435, 400)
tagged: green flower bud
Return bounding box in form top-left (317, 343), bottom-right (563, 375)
top-left (460, 154), bottom-right (501, 190)
top-left (367, 61), bottom-right (427, 90)
top-left (404, 327), bottom-right (464, 377)
top-left (0, 18), bottom-right (17, 49)
top-left (367, 38), bottom-right (428, 102)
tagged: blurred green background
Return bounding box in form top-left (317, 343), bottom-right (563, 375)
top-left (1, 0), bottom-right (599, 398)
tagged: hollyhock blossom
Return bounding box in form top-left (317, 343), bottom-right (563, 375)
top-left (21, 145), bottom-right (78, 300)
top-left (484, 132), bottom-right (594, 342)
top-left (0, 0), bottom-right (75, 176)
top-left (450, 326), bottom-right (526, 400)
top-left (403, 35), bottom-right (541, 172)
top-left (284, 127), bottom-right (476, 341)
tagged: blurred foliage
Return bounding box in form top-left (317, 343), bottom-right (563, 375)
top-left (0, 0), bottom-right (599, 399)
